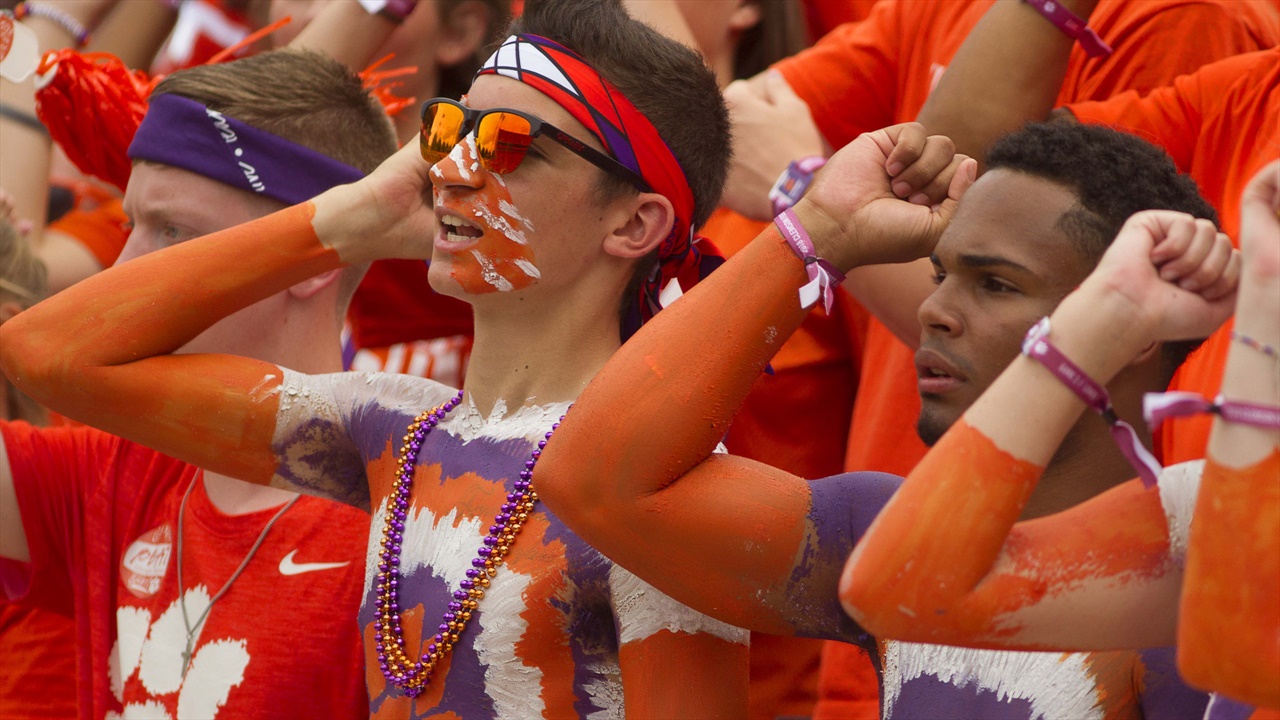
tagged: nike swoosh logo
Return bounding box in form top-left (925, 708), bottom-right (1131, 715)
top-left (278, 550), bottom-right (351, 576)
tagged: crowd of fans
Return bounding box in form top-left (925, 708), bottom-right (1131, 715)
top-left (0, 0), bottom-right (1275, 719)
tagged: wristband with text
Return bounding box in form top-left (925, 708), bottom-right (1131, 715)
top-left (1144, 392), bottom-right (1280, 431)
top-left (1020, 0), bottom-right (1112, 58)
top-left (1021, 317), bottom-right (1162, 486)
top-left (769, 156), bottom-right (826, 216)
top-left (773, 208), bottom-right (845, 314)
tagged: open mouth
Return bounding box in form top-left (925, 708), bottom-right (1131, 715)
top-left (440, 214), bottom-right (483, 243)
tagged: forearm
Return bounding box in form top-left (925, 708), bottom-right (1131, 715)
top-left (842, 289), bottom-right (1145, 638)
top-left (288, 0), bottom-right (396, 70)
top-left (917, 0), bottom-right (1096, 165)
top-left (1177, 452), bottom-right (1280, 708)
top-left (538, 222), bottom-right (809, 514)
top-left (0, 202), bottom-right (341, 480)
top-left (1178, 271), bottom-right (1280, 707)
top-left (86, 1), bottom-right (177, 70)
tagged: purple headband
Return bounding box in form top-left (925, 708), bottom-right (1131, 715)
top-left (127, 93), bottom-right (365, 205)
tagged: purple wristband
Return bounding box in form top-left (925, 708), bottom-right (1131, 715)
top-left (1020, 0), bottom-right (1113, 58)
top-left (1144, 392), bottom-right (1280, 430)
top-left (1022, 317), bottom-right (1163, 487)
top-left (769, 156), bottom-right (827, 215)
top-left (773, 208), bottom-right (845, 314)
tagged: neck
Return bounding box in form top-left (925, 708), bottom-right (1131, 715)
top-left (201, 472), bottom-right (298, 515)
top-left (462, 289), bottom-right (624, 418)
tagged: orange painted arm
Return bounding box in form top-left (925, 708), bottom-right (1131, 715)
top-left (538, 226), bottom-right (837, 635)
top-left (1178, 453), bottom-right (1280, 709)
top-left (1177, 163), bottom-right (1280, 708)
top-left (0, 203), bottom-right (341, 485)
top-left (841, 418), bottom-right (1182, 650)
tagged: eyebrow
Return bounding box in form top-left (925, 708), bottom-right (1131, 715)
top-left (931, 253), bottom-right (1033, 274)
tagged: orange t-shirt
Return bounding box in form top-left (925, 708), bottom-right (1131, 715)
top-left (701, 208), bottom-right (869, 720)
top-left (803, 0), bottom-right (883, 40)
top-left (49, 198), bottom-right (130, 269)
top-left (1068, 48), bottom-right (1280, 464)
top-left (772, 1), bottom-right (1278, 715)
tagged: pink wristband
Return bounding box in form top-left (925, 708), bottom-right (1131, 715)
top-left (1144, 392), bottom-right (1280, 430)
top-left (1022, 317), bottom-right (1162, 486)
top-left (773, 208), bottom-right (845, 314)
top-left (1020, 0), bottom-right (1113, 58)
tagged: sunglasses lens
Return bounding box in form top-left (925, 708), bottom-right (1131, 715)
top-left (420, 102), bottom-right (467, 165)
top-left (476, 112), bottom-right (533, 174)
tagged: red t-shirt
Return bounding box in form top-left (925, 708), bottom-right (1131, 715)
top-left (0, 421), bottom-right (371, 720)
top-left (1068, 48), bottom-right (1280, 464)
top-left (0, 602), bottom-right (77, 718)
top-left (772, 1), bottom-right (1278, 715)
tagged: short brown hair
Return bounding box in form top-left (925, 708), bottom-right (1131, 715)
top-left (511, 0), bottom-right (731, 233)
top-left (0, 221), bottom-right (47, 309)
top-left (151, 49), bottom-right (397, 307)
top-left (152, 48), bottom-right (398, 174)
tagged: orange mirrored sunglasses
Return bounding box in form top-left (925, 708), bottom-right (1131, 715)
top-left (419, 98), bottom-right (650, 191)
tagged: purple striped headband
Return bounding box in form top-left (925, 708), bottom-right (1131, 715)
top-left (127, 93), bottom-right (365, 205)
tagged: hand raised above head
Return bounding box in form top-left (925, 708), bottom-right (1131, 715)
top-left (791, 122), bottom-right (976, 272)
top-left (722, 72), bottom-right (826, 222)
top-left (313, 140), bottom-right (439, 265)
top-left (1083, 210), bottom-right (1238, 346)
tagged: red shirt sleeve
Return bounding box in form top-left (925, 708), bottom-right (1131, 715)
top-left (0, 421), bottom-right (114, 615)
top-left (772, 0), bottom-right (905, 148)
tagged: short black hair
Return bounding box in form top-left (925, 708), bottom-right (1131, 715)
top-left (987, 122), bottom-right (1219, 383)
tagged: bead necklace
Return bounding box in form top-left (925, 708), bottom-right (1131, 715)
top-left (373, 390), bottom-right (567, 697)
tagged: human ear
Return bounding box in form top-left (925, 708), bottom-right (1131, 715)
top-left (602, 193), bottom-right (675, 259)
top-left (435, 0), bottom-right (492, 68)
top-left (730, 0), bottom-right (763, 33)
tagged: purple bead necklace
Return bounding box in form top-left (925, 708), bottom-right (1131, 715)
top-left (373, 389), bottom-right (566, 698)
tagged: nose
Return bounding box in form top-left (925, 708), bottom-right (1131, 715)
top-left (917, 280), bottom-right (963, 339)
top-left (428, 133), bottom-right (486, 194)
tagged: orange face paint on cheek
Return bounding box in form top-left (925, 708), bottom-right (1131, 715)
top-left (442, 138), bottom-right (540, 295)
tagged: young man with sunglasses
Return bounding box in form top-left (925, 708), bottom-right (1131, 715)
top-left (2, 1), bottom-right (960, 715)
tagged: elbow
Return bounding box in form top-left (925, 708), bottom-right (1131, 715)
top-left (838, 550), bottom-right (919, 640)
top-left (0, 312), bottom-right (73, 410)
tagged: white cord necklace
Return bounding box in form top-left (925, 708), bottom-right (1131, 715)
top-left (176, 471), bottom-right (299, 679)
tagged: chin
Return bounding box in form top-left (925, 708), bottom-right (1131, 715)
top-left (915, 406), bottom-right (955, 447)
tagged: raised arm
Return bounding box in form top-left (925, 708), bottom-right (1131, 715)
top-left (840, 211), bottom-right (1238, 650)
top-left (1178, 161), bottom-right (1280, 709)
top-left (0, 143), bottom-right (434, 503)
top-left (536, 124), bottom-right (973, 637)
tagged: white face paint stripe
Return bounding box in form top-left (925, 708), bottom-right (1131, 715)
top-left (469, 250), bottom-right (516, 292)
top-left (513, 259), bottom-right (541, 280)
